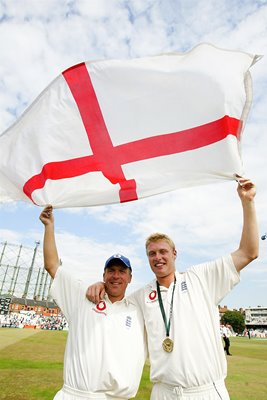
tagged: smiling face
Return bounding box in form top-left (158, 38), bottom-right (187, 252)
top-left (103, 263), bottom-right (132, 303)
top-left (146, 239), bottom-right (177, 287)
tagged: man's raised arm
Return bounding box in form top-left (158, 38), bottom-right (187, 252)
top-left (39, 205), bottom-right (60, 278)
top-left (231, 176), bottom-right (259, 272)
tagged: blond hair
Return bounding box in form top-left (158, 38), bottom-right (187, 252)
top-left (145, 232), bottom-right (176, 252)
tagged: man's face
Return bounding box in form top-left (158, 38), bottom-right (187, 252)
top-left (146, 239), bottom-right (176, 280)
top-left (103, 263), bottom-right (132, 302)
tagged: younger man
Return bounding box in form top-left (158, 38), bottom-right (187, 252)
top-left (88, 177), bottom-right (258, 399)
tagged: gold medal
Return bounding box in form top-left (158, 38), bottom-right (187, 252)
top-left (157, 278), bottom-right (176, 353)
top-left (162, 337), bottom-right (174, 353)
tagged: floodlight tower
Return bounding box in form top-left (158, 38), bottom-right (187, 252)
top-left (42, 271), bottom-right (50, 300)
top-left (0, 264), bottom-right (9, 295)
top-left (8, 244), bottom-right (23, 296)
top-left (0, 241), bottom-right (7, 266)
top-left (22, 240), bottom-right (40, 298)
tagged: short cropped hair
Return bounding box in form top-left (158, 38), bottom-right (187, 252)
top-left (145, 233), bottom-right (176, 253)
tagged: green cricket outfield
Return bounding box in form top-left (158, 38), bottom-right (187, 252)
top-left (0, 329), bottom-right (266, 399)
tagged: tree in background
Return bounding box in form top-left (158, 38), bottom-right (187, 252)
top-left (221, 310), bottom-right (245, 334)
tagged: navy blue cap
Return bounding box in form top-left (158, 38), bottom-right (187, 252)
top-left (104, 254), bottom-right (132, 270)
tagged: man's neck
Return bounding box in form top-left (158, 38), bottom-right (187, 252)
top-left (156, 272), bottom-right (176, 288)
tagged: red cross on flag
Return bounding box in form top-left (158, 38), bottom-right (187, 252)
top-left (0, 44), bottom-right (260, 208)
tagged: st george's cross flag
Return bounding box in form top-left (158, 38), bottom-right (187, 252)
top-left (0, 43), bottom-right (260, 208)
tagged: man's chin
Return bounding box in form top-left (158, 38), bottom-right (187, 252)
top-left (107, 287), bottom-right (123, 296)
top-left (154, 270), bottom-right (166, 277)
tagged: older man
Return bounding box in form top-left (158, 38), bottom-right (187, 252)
top-left (40, 205), bottom-right (146, 400)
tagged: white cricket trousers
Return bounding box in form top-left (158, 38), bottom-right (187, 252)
top-left (151, 379), bottom-right (230, 400)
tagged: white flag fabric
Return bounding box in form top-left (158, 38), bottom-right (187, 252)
top-left (0, 43), bottom-right (260, 208)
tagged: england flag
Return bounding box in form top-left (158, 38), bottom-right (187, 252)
top-left (0, 43), bottom-right (260, 208)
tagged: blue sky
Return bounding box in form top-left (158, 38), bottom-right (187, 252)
top-left (0, 0), bottom-right (266, 308)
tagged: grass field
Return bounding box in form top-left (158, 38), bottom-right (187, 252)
top-left (0, 329), bottom-right (266, 399)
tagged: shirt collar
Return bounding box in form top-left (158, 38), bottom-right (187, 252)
top-left (148, 271), bottom-right (179, 290)
top-left (104, 293), bottom-right (129, 305)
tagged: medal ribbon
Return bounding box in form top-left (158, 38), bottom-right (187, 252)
top-left (156, 277), bottom-right (176, 338)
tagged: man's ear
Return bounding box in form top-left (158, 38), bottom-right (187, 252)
top-left (173, 249), bottom-right (177, 258)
